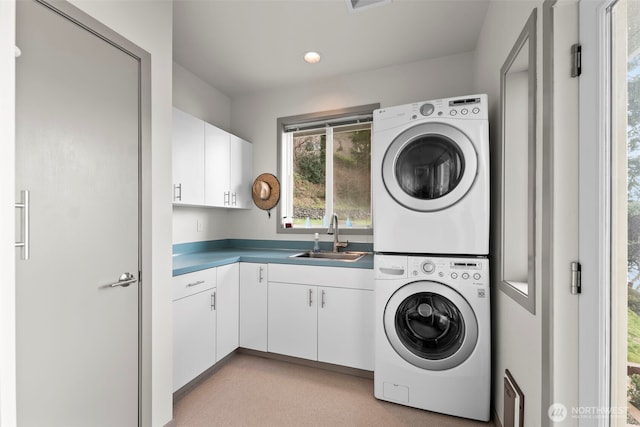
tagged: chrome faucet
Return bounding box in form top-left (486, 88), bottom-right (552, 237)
top-left (327, 213), bottom-right (348, 252)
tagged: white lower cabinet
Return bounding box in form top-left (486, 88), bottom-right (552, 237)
top-left (173, 264), bottom-right (240, 392)
top-left (239, 263), bottom-right (268, 351)
top-left (267, 264), bottom-right (374, 370)
top-left (317, 286), bottom-right (374, 370)
top-left (174, 262), bottom-right (373, 392)
top-left (268, 282), bottom-right (318, 360)
top-left (216, 263), bottom-right (239, 362)
top-left (172, 269), bottom-right (217, 392)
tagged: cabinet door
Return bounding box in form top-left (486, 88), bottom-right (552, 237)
top-left (229, 135), bottom-right (253, 209)
top-left (239, 263), bottom-right (268, 351)
top-left (204, 122), bottom-right (230, 207)
top-left (216, 263), bottom-right (239, 362)
top-left (172, 107), bottom-right (204, 205)
top-left (318, 287), bottom-right (374, 370)
top-left (173, 288), bottom-right (216, 391)
top-left (268, 282), bottom-right (317, 360)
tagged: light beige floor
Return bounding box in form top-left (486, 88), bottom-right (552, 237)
top-left (173, 352), bottom-right (495, 427)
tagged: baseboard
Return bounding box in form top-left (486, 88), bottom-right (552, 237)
top-left (237, 348), bottom-right (374, 379)
top-left (172, 350), bottom-right (237, 402)
top-left (493, 407), bottom-right (503, 427)
top-left (163, 419), bottom-right (177, 427)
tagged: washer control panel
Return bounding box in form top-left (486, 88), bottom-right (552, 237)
top-left (407, 94), bottom-right (487, 121)
top-left (408, 256), bottom-right (489, 286)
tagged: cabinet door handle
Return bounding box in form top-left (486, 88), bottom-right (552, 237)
top-left (231, 192), bottom-right (237, 206)
top-left (308, 288), bottom-right (313, 307)
top-left (258, 266), bottom-right (264, 283)
top-left (186, 280), bottom-right (205, 288)
top-left (211, 290), bottom-right (216, 310)
top-left (174, 183), bottom-right (182, 201)
top-left (321, 290), bottom-right (326, 308)
top-left (224, 191), bottom-right (230, 206)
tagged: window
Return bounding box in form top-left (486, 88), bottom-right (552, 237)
top-left (277, 104), bottom-right (379, 234)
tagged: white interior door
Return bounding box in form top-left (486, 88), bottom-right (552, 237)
top-left (15, 1), bottom-right (140, 425)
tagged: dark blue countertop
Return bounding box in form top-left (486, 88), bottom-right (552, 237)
top-left (172, 239), bottom-right (374, 276)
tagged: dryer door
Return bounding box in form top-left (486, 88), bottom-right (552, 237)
top-left (381, 122), bottom-right (478, 211)
top-left (384, 281), bottom-right (478, 371)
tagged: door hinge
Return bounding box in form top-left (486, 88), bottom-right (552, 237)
top-left (571, 44), bottom-right (582, 77)
top-left (571, 262), bottom-right (582, 295)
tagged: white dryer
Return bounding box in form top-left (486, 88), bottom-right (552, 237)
top-left (374, 254), bottom-right (490, 421)
top-left (372, 95), bottom-right (489, 255)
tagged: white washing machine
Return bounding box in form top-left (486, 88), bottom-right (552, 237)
top-left (372, 94), bottom-right (489, 255)
top-left (374, 254), bottom-right (490, 421)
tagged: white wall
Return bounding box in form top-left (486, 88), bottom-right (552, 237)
top-left (0, 1), bottom-right (17, 425)
top-left (65, 1), bottom-right (174, 426)
top-left (474, 1), bottom-right (543, 426)
top-left (228, 52), bottom-right (476, 243)
top-left (172, 62), bottom-right (232, 245)
top-left (174, 61), bottom-right (231, 130)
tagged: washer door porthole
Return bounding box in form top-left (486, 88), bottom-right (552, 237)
top-left (384, 281), bottom-right (478, 371)
top-left (382, 122), bottom-right (478, 212)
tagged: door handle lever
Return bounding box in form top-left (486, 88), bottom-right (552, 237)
top-left (103, 272), bottom-right (138, 289)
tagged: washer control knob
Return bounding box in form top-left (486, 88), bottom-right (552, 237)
top-left (473, 273), bottom-right (481, 280)
top-left (420, 103), bottom-right (435, 116)
top-left (451, 272), bottom-right (458, 279)
top-left (422, 261), bottom-right (435, 274)
top-left (462, 272), bottom-right (470, 280)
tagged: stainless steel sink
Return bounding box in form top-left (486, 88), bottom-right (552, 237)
top-left (289, 251), bottom-right (367, 262)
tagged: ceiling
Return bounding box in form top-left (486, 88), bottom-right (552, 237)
top-left (173, 0), bottom-right (491, 98)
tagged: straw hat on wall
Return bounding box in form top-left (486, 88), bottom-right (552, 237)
top-left (252, 173), bottom-right (280, 215)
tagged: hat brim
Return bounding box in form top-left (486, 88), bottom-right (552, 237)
top-left (252, 173), bottom-right (280, 210)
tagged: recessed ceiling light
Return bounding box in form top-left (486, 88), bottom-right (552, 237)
top-left (303, 51), bottom-right (321, 64)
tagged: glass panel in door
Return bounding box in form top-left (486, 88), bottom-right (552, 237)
top-left (612, 0), bottom-right (640, 424)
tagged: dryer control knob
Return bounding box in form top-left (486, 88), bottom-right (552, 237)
top-left (420, 103), bottom-right (435, 116)
top-left (422, 261), bottom-right (435, 274)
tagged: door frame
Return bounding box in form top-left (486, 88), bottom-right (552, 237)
top-left (579, 0), bottom-right (615, 424)
top-left (539, 0), bottom-right (582, 425)
top-left (1, 1), bottom-right (152, 425)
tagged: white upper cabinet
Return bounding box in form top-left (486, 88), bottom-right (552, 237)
top-left (205, 125), bottom-right (253, 208)
top-left (204, 123), bottom-right (230, 207)
top-left (229, 134), bottom-right (253, 209)
top-left (173, 107), bottom-right (253, 208)
top-left (172, 107), bottom-right (205, 205)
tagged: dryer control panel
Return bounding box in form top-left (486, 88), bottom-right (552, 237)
top-left (408, 256), bottom-right (489, 286)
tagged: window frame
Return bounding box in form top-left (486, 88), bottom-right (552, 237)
top-left (276, 103), bottom-right (379, 235)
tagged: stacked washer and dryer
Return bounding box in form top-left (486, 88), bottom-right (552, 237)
top-left (372, 94), bottom-right (491, 421)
